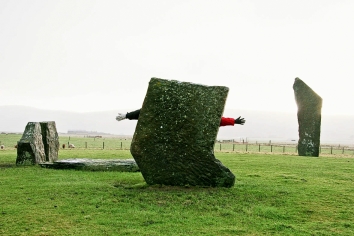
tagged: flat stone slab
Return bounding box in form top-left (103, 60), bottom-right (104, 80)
top-left (40, 158), bottom-right (139, 172)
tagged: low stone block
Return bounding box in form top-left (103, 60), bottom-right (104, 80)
top-left (293, 77), bottom-right (323, 157)
top-left (40, 158), bottom-right (139, 172)
top-left (16, 122), bottom-right (46, 165)
top-left (130, 77), bottom-right (235, 187)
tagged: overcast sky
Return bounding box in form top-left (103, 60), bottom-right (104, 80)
top-left (1, 0), bottom-right (353, 115)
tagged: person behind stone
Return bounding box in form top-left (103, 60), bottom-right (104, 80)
top-left (116, 109), bottom-right (245, 126)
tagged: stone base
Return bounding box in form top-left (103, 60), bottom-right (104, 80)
top-left (40, 158), bottom-right (139, 172)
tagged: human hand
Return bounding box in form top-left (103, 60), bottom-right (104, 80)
top-left (235, 116), bottom-right (245, 125)
top-left (116, 113), bottom-right (126, 121)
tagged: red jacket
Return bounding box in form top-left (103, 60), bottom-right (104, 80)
top-left (220, 117), bottom-right (234, 126)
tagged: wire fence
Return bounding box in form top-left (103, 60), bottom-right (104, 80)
top-left (213, 142), bottom-right (354, 155)
top-left (57, 138), bottom-right (354, 156)
top-left (1, 134), bottom-right (354, 156)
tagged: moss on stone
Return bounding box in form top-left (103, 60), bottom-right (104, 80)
top-left (293, 78), bottom-right (322, 157)
top-left (131, 78), bottom-right (235, 187)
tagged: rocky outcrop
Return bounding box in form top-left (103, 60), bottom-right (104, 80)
top-left (131, 78), bottom-right (235, 187)
top-left (293, 77), bottom-right (323, 157)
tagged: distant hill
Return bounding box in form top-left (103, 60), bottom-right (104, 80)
top-left (0, 105), bottom-right (353, 145)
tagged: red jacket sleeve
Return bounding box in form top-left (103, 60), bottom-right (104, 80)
top-left (220, 117), bottom-right (235, 126)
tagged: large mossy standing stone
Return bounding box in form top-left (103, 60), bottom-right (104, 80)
top-left (40, 121), bottom-right (59, 162)
top-left (293, 77), bottom-right (323, 157)
top-left (130, 77), bottom-right (235, 187)
top-left (16, 122), bottom-right (46, 165)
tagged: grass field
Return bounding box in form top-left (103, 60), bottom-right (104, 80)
top-left (1, 140), bottom-right (354, 235)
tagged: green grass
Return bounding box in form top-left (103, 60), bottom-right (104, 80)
top-left (0, 133), bottom-right (22, 148)
top-left (1, 146), bottom-right (354, 235)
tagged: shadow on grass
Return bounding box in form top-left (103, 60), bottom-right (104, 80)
top-left (0, 163), bottom-right (16, 168)
top-left (113, 181), bottom-right (229, 193)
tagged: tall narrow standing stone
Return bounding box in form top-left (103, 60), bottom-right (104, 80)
top-left (40, 121), bottom-right (59, 162)
top-left (293, 77), bottom-right (323, 157)
top-left (16, 122), bottom-right (46, 165)
top-left (130, 77), bottom-right (235, 187)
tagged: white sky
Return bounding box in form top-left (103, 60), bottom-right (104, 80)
top-left (1, 0), bottom-right (354, 115)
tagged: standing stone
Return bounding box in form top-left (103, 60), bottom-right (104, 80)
top-left (16, 122), bottom-right (46, 165)
top-left (40, 121), bottom-right (59, 162)
top-left (130, 77), bottom-right (235, 187)
top-left (293, 77), bottom-right (323, 157)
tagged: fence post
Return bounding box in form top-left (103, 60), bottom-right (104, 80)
top-left (271, 145), bottom-right (273, 152)
top-left (342, 147), bottom-right (344, 154)
top-left (246, 144), bottom-right (248, 152)
top-left (103, 142), bottom-right (105, 149)
top-left (331, 146), bottom-right (333, 154)
top-left (259, 144), bottom-right (261, 152)
top-left (233, 144), bottom-right (235, 151)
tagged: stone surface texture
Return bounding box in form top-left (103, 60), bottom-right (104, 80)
top-left (293, 77), bottom-right (323, 157)
top-left (40, 158), bottom-right (139, 172)
top-left (16, 122), bottom-right (46, 165)
top-left (130, 77), bottom-right (235, 187)
top-left (40, 121), bottom-right (59, 162)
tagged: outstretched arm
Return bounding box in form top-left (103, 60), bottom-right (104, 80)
top-left (220, 116), bottom-right (246, 126)
top-left (220, 117), bottom-right (235, 126)
top-left (126, 109), bottom-right (141, 120)
top-left (116, 109), bottom-right (141, 121)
